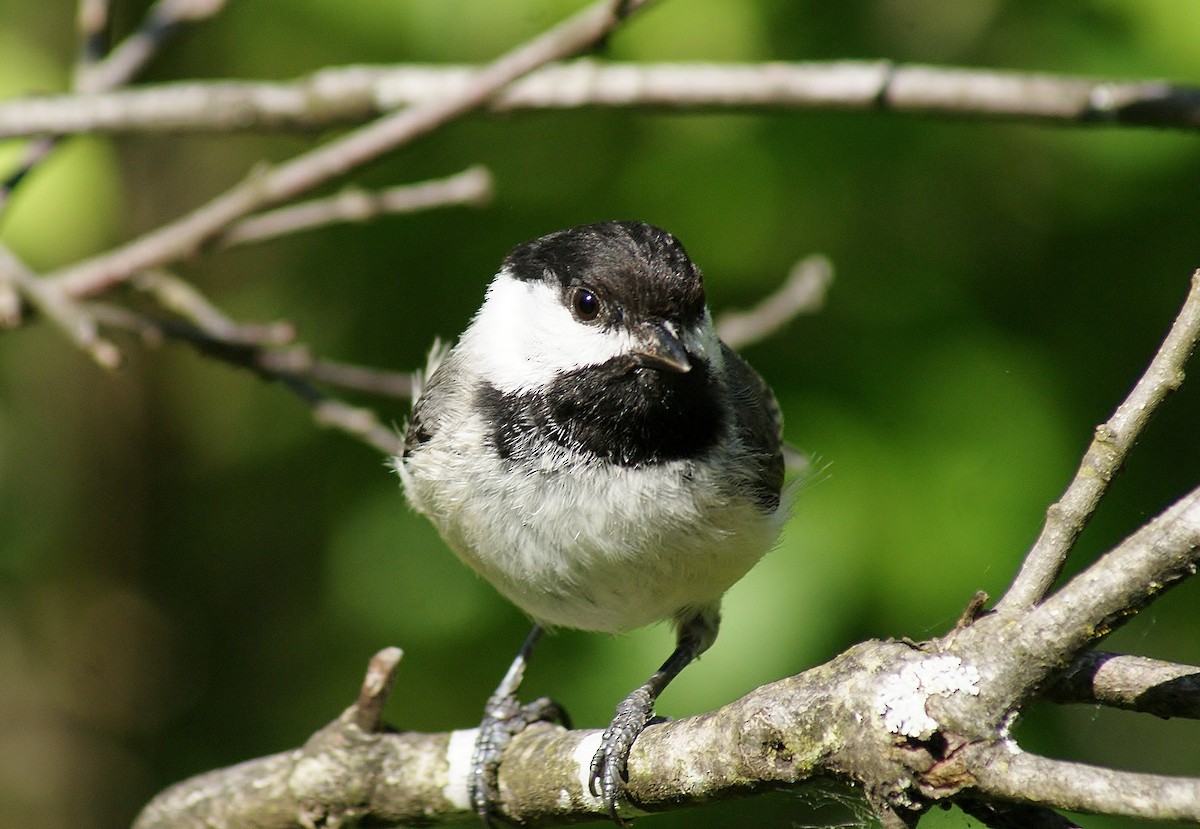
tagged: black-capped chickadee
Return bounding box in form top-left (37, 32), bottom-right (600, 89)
top-left (397, 220), bottom-right (788, 823)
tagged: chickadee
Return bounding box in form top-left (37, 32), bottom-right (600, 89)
top-left (397, 220), bottom-right (787, 823)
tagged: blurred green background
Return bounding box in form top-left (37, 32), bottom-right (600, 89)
top-left (2, 1), bottom-right (1199, 828)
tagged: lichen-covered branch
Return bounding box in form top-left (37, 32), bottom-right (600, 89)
top-left (134, 580), bottom-right (1200, 829)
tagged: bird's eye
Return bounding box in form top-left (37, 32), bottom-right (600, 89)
top-left (571, 287), bottom-right (601, 322)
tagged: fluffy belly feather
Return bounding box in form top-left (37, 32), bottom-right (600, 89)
top-left (401, 446), bottom-right (782, 633)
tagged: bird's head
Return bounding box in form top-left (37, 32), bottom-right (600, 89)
top-left (463, 220), bottom-right (721, 394)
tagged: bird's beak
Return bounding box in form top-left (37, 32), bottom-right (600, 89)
top-left (631, 322), bottom-right (692, 373)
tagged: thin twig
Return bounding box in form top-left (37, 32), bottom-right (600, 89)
top-left (951, 485), bottom-right (1200, 724)
top-left (131, 269), bottom-right (295, 344)
top-left (89, 301), bottom-right (404, 455)
top-left (715, 254), bottom-right (833, 349)
top-left (74, 0), bottom-right (111, 74)
top-left (1045, 651), bottom-right (1200, 719)
top-left (5, 61), bottom-right (1200, 138)
top-left (75, 0), bottom-right (229, 94)
top-left (997, 271), bottom-right (1200, 612)
top-left (351, 647), bottom-right (404, 733)
top-left (0, 244), bottom-right (121, 367)
top-left (220, 166), bottom-right (493, 248)
top-left (0, 0), bottom-right (229, 331)
top-left (1027, 485), bottom-right (1200, 661)
top-left (310, 397), bottom-right (401, 456)
top-left (47, 0), bottom-right (652, 301)
top-left (257, 350), bottom-right (413, 398)
top-left (963, 744), bottom-right (1200, 822)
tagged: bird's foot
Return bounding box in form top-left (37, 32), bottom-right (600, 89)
top-left (470, 693), bottom-right (569, 826)
top-left (589, 687), bottom-right (663, 825)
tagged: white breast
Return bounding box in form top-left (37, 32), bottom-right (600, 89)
top-left (399, 413), bottom-right (783, 633)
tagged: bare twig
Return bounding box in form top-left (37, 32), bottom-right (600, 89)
top-left (715, 254), bottom-right (833, 349)
top-left (1045, 651), bottom-right (1200, 719)
top-left (351, 647), bottom-right (404, 733)
top-left (5, 61), bottom-right (1200, 138)
top-left (74, 0), bottom-right (111, 73)
top-left (309, 397), bottom-right (401, 456)
top-left (0, 0), bottom-right (229, 331)
top-left (963, 744), bottom-right (1200, 822)
top-left (1023, 486), bottom-right (1200, 666)
top-left (258, 350), bottom-right (413, 399)
top-left (75, 0), bottom-right (229, 94)
top-left (90, 301), bottom-right (404, 455)
top-left (997, 271), bottom-right (1200, 612)
top-left (131, 269), bottom-right (295, 344)
top-left (220, 166), bottom-right (493, 248)
top-left (47, 0), bottom-right (653, 301)
top-left (0, 244), bottom-right (121, 367)
top-left (944, 485), bottom-right (1200, 728)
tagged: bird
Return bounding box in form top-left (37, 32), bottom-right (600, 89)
top-left (396, 220), bottom-right (788, 824)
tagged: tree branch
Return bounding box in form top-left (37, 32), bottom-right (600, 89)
top-left (5, 61), bottom-right (1200, 138)
top-left (938, 485), bottom-right (1200, 736)
top-left (129, 640), bottom-right (907, 828)
top-left (0, 244), bottom-right (121, 367)
top-left (963, 744), bottom-right (1200, 823)
top-left (0, 0), bottom-right (230, 332)
top-left (136, 610), bottom-right (1200, 828)
top-left (88, 301), bottom-right (405, 455)
top-left (1023, 486), bottom-right (1200, 665)
top-left (998, 270), bottom-right (1200, 611)
top-left (714, 254), bottom-right (833, 350)
top-left (1044, 651), bottom-right (1200, 720)
top-left (219, 165), bottom-right (493, 248)
top-left (75, 0), bottom-right (229, 94)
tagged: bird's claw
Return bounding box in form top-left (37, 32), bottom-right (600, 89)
top-left (589, 687), bottom-right (657, 824)
top-left (470, 693), bottom-right (569, 826)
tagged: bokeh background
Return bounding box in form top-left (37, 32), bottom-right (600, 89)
top-left (2, 1), bottom-right (1199, 827)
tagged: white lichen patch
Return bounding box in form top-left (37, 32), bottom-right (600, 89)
top-left (573, 732), bottom-right (605, 808)
top-left (875, 655), bottom-right (981, 740)
top-left (443, 728), bottom-right (479, 810)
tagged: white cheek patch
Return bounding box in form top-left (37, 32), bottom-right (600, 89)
top-left (462, 270), bottom-right (635, 394)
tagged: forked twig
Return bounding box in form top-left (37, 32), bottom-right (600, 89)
top-left (88, 301), bottom-right (405, 454)
top-left (997, 271), bottom-right (1200, 611)
top-left (0, 244), bottom-right (121, 367)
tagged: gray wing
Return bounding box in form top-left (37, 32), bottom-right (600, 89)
top-left (402, 346), bottom-right (463, 460)
top-left (720, 343), bottom-right (785, 512)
